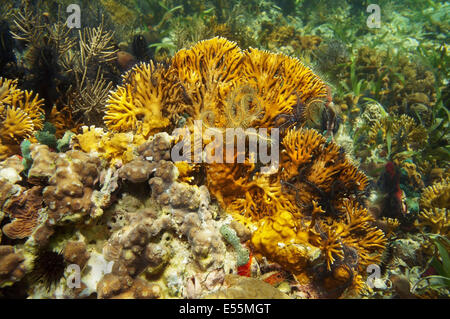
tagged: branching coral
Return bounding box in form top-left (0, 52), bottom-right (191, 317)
top-left (104, 37), bottom-right (327, 139)
top-left (105, 61), bottom-right (183, 137)
top-left (417, 178), bottom-right (449, 236)
top-left (171, 37), bottom-right (245, 128)
top-left (369, 114), bottom-right (428, 153)
top-left (47, 105), bottom-right (79, 138)
top-left (63, 20), bottom-right (119, 125)
top-left (281, 128), bottom-right (369, 200)
top-left (0, 77), bottom-right (45, 159)
top-left (241, 48), bottom-right (327, 128)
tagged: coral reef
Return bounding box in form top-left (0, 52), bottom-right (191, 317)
top-left (0, 0), bottom-right (448, 301)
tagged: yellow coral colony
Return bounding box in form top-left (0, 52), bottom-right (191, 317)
top-left (241, 48), bottom-right (328, 128)
top-left (250, 129), bottom-right (385, 290)
top-left (0, 77), bottom-right (44, 159)
top-left (73, 126), bottom-right (144, 166)
top-left (417, 177), bottom-right (449, 236)
top-left (171, 37), bottom-right (245, 128)
top-left (104, 61), bottom-right (183, 138)
top-left (369, 114), bottom-right (428, 152)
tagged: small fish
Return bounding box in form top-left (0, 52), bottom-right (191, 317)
top-left (262, 271), bottom-right (286, 286)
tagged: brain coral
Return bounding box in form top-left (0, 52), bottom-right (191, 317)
top-left (0, 77), bottom-right (44, 159)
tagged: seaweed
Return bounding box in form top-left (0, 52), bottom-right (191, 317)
top-left (413, 234), bottom-right (450, 293)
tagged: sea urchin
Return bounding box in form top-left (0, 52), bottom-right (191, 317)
top-left (29, 249), bottom-right (66, 291)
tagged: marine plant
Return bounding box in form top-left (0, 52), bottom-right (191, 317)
top-left (7, 4), bottom-right (120, 127)
top-left (412, 234), bottom-right (450, 294)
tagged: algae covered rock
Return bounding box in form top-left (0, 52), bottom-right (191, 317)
top-left (202, 275), bottom-right (291, 299)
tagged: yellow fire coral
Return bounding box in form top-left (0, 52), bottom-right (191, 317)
top-left (281, 128), bottom-right (368, 199)
top-left (241, 48), bottom-right (327, 127)
top-left (104, 61), bottom-right (184, 138)
top-left (47, 105), bottom-right (80, 138)
top-left (417, 178), bottom-right (449, 236)
top-left (208, 128), bottom-right (383, 294)
top-left (104, 37), bottom-right (328, 136)
top-left (171, 37), bottom-right (245, 128)
top-left (0, 77), bottom-right (44, 159)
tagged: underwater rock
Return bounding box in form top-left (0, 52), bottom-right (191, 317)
top-left (63, 241), bottom-right (90, 270)
top-left (202, 274), bottom-right (291, 299)
top-left (0, 245), bottom-right (26, 288)
top-left (27, 144), bottom-right (58, 185)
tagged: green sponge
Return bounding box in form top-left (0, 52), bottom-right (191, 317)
top-left (35, 122), bottom-right (57, 149)
top-left (57, 131), bottom-right (75, 152)
top-left (220, 224), bottom-right (250, 266)
top-left (20, 139), bottom-right (33, 171)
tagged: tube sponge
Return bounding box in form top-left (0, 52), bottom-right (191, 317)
top-left (220, 224), bottom-right (250, 266)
